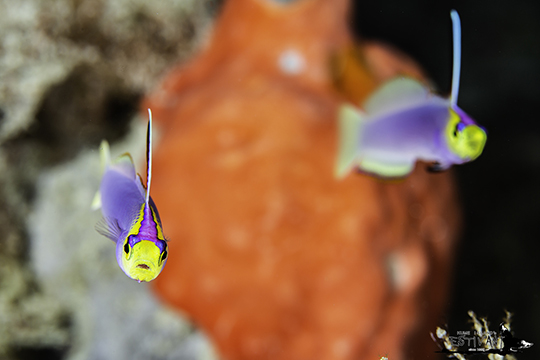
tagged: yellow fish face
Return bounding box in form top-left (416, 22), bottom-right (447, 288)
top-left (445, 109), bottom-right (487, 161)
top-left (121, 239), bottom-right (168, 283)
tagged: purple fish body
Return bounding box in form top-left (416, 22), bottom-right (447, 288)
top-left (94, 110), bottom-right (168, 283)
top-left (335, 10), bottom-right (487, 179)
top-left (358, 98), bottom-right (463, 167)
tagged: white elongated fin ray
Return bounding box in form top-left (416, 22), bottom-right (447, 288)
top-left (363, 77), bottom-right (429, 116)
top-left (145, 109), bottom-right (153, 205)
top-left (450, 10), bottom-right (461, 106)
top-left (335, 104), bottom-right (365, 179)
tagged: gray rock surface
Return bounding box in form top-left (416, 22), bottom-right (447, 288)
top-left (29, 124), bottom-right (218, 360)
top-left (0, 0), bottom-right (220, 359)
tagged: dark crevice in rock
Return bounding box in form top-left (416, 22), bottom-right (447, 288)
top-left (3, 63), bottom-right (141, 168)
top-left (0, 1), bottom-right (220, 358)
top-left (11, 345), bottom-right (70, 360)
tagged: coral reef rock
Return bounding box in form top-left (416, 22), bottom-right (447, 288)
top-left (0, 0), bottom-right (218, 359)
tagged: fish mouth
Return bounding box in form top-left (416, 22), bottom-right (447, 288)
top-left (129, 260), bottom-right (159, 282)
top-left (124, 240), bottom-right (162, 282)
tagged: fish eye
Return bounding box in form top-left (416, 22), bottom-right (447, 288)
top-left (453, 124), bottom-right (459, 137)
top-left (160, 249), bottom-right (168, 262)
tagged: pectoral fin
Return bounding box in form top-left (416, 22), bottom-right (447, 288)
top-left (426, 162), bottom-right (451, 173)
top-left (95, 217), bottom-right (122, 242)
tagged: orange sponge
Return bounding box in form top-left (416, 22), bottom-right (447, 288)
top-left (144, 0), bottom-right (460, 359)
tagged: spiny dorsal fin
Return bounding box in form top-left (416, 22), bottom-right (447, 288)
top-left (362, 77), bottom-right (430, 117)
top-left (145, 109), bottom-right (153, 205)
top-left (113, 153), bottom-right (137, 179)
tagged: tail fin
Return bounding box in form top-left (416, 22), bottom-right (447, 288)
top-left (91, 140), bottom-right (112, 210)
top-left (334, 104), bottom-right (365, 179)
top-left (99, 140), bottom-right (111, 172)
top-left (91, 191), bottom-right (102, 210)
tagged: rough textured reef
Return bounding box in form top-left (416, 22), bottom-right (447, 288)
top-left (0, 0), bottom-right (218, 359)
top-left (145, 0), bottom-right (460, 359)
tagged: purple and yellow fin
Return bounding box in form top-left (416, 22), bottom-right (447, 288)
top-left (91, 141), bottom-right (137, 210)
top-left (136, 174), bottom-right (147, 198)
top-left (335, 104), bottom-right (365, 179)
top-left (363, 77), bottom-right (429, 117)
top-left (111, 154), bottom-right (137, 180)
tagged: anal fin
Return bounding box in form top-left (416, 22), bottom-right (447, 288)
top-left (359, 158), bottom-right (415, 179)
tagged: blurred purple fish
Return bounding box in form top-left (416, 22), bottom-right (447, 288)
top-left (92, 109), bottom-right (168, 282)
top-left (335, 10), bottom-right (487, 179)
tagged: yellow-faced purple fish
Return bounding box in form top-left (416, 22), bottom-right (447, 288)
top-left (92, 109), bottom-right (168, 282)
top-left (335, 10), bottom-right (487, 179)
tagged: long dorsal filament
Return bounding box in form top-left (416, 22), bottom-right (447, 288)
top-left (450, 10), bottom-right (462, 107)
